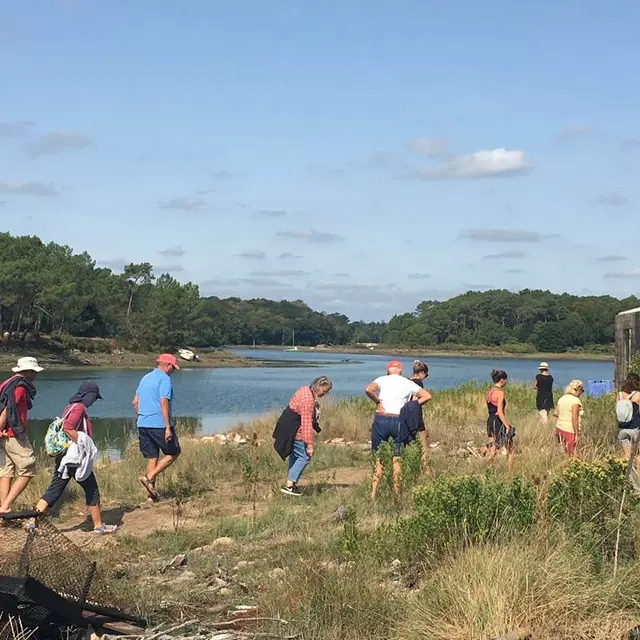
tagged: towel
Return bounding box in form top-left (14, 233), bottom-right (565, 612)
top-left (58, 431), bottom-right (97, 481)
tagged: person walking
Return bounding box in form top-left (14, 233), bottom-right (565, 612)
top-left (616, 373), bottom-right (640, 465)
top-left (133, 354), bottom-right (181, 502)
top-left (365, 361), bottom-right (431, 499)
top-left (0, 357), bottom-right (43, 515)
top-left (534, 362), bottom-right (554, 424)
top-left (554, 379), bottom-right (584, 456)
top-left (32, 382), bottom-right (117, 534)
top-left (485, 369), bottom-right (515, 470)
top-left (275, 376), bottom-right (333, 496)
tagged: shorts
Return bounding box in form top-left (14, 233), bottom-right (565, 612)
top-left (556, 428), bottom-right (576, 455)
top-left (487, 416), bottom-right (515, 448)
top-left (617, 428), bottom-right (640, 446)
top-left (138, 427), bottom-right (181, 459)
top-left (371, 415), bottom-right (402, 457)
top-left (0, 435), bottom-right (36, 478)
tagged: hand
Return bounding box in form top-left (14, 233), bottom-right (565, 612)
top-left (164, 427), bottom-right (173, 442)
top-left (0, 430), bottom-right (7, 439)
top-left (306, 444), bottom-right (314, 458)
top-left (375, 403), bottom-right (386, 414)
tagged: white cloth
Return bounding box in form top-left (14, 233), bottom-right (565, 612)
top-left (373, 374), bottom-right (421, 416)
top-left (58, 431), bottom-right (97, 482)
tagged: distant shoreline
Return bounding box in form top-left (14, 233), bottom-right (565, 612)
top-left (232, 344), bottom-right (614, 363)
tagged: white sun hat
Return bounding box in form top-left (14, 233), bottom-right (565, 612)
top-left (12, 356), bottom-right (44, 373)
top-left (538, 362), bottom-right (549, 369)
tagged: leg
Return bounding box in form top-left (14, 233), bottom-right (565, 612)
top-left (286, 441), bottom-right (310, 485)
top-left (37, 462), bottom-right (72, 514)
top-left (538, 409), bottom-right (548, 425)
top-left (0, 476), bottom-right (32, 512)
top-left (77, 472), bottom-right (103, 528)
top-left (0, 477), bottom-right (10, 506)
top-left (486, 444), bottom-right (497, 465)
top-left (418, 430), bottom-right (429, 472)
top-left (371, 457), bottom-right (384, 499)
top-left (0, 437), bottom-right (35, 512)
top-left (507, 444), bottom-right (515, 471)
top-left (147, 453), bottom-right (179, 483)
top-left (392, 456), bottom-right (402, 493)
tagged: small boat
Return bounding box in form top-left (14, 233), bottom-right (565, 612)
top-left (178, 348), bottom-right (199, 362)
top-left (284, 329), bottom-right (298, 352)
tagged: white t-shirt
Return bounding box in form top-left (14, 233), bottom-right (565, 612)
top-left (374, 374), bottom-right (421, 416)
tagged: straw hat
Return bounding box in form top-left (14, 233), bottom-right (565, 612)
top-left (538, 362), bottom-right (549, 370)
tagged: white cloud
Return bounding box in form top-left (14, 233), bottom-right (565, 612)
top-left (0, 181), bottom-right (59, 197)
top-left (604, 268), bottom-right (640, 279)
top-left (277, 228), bottom-right (344, 243)
top-left (154, 264), bottom-right (186, 274)
top-left (250, 270), bottom-right (311, 277)
top-left (0, 121), bottom-right (35, 138)
top-left (159, 246), bottom-right (186, 258)
top-left (254, 209), bottom-right (287, 218)
top-left (408, 273), bottom-right (431, 280)
top-left (97, 259), bottom-right (127, 272)
top-left (597, 255), bottom-right (627, 263)
top-left (506, 268), bottom-right (525, 274)
top-left (557, 124), bottom-right (593, 140)
top-left (410, 137), bottom-right (449, 157)
top-left (413, 148), bottom-right (530, 180)
top-left (29, 131), bottom-right (91, 157)
top-left (483, 251), bottom-right (527, 259)
top-left (277, 252), bottom-right (302, 260)
top-left (235, 250), bottom-right (268, 260)
top-left (158, 197), bottom-right (207, 211)
top-left (461, 228), bottom-right (548, 243)
top-left (591, 192), bottom-right (628, 207)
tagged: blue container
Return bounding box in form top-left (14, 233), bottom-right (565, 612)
top-left (587, 380), bottom-right (615, 397)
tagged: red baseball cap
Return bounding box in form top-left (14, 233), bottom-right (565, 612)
top-left (157, 353), bottom-right (180, 369)
top-left (387, 360), bottom-right (402, 372)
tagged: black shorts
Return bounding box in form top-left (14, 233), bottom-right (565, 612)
top-left (138, 427), bottom-right (181, 459)
top-left (487, 416), bottom-right (515, 448)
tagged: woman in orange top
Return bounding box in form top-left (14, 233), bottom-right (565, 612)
top-left (485, 369), bottom-right (515, 470)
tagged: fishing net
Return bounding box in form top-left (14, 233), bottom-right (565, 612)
top-left (0, 513), bottom-right (143, 634)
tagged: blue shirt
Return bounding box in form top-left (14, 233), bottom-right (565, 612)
top-left (135, 368), bottom-right (173, 429)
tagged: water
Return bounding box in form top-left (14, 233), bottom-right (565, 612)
top-left (7, 350), bottom-right (613, 459)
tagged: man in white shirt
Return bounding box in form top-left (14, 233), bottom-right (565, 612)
top-left (365, 360), bottom-right (431, 498)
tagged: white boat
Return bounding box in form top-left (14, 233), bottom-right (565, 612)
top-left (284, 329), bottom-right (298, 352)
top-left (178, 348), bottom-right (197, 361)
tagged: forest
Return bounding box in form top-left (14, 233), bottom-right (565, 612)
top-left (0, 233), bottom-right (636, 352)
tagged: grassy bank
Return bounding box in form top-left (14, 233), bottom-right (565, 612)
top-left (11, 384), bottom-right (640, 640)
top-left (238, 344), bottom-right (615, 362)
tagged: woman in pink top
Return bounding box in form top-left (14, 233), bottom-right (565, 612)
top-left (32, 382), bottom-right (117, 534)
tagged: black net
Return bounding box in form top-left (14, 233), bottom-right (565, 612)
top-left (0, 514), bottom-right (143, 632)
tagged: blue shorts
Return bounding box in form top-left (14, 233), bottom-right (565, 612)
top-left (138, 427), bottom-right (181, 459)
top-left (371, 415), bottom-right (402, 457)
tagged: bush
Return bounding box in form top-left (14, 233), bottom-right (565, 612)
top-left (547, 457), bottom-right (639, 564)
top-left (392, 473), bottom-right (536, 557)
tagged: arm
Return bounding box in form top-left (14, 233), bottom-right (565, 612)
top-left (572, 404), bottom-right (580, 440)
top-left (496, 391), bottom-right (511, 429)
top-left (533, 378), bottom-right (538, 390)
top-left (415, 388), bottom-right (432, 406)
top-left (365, 382), bottom-right (383, 412)
top-left (63, 404), bottom-right (85, 443)
top-left (160, 397), bottom-right (171, 440)
top-left (132, 394), bottom-right (139, 418)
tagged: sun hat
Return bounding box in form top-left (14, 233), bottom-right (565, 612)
top-left (387, 360), bottom-right (403, 373)
top-left (157, 353), bottom-right (180, 369)
top-left (538, 362), bottom-right (549, 370)
top-left (12, 356), bottom-right (44, 373)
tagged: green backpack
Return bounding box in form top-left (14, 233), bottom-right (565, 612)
top-left (44, 404), bottom-right (79, 457)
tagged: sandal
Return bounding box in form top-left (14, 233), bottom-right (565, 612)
top-left (139, 476), bottom-right (160, 501)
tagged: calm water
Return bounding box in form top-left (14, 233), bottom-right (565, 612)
top-left (4, 350), bottom-right (613, 458)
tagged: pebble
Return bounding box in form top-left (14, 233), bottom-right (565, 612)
top-left (269, 567), bottom-right (286, 579)
top-left (218, 587), bottom-right (233, 596)
top-left (212, 537), bottom-right (235, 548)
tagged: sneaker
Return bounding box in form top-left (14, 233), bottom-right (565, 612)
top-left (280, 485), bottom-right (303, 497)
top-left (94, 524), bottom-right (118, 535)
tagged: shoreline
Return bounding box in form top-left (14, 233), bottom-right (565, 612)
top-left (233, 344), bottom-right (614, 362)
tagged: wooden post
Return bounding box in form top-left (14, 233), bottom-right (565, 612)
top-left (615, 308), bottom-right (640, 389)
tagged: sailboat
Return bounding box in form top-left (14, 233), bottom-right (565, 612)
top-left (284, 328), bottom-right (299, 352)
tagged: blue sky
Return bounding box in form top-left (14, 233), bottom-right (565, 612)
top-left (1, 0), bottom-right (639, 321)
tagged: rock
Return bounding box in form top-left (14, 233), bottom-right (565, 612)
top-left (235, 560), bottom-right (255, 569)
top-left (428, 441), bottom-right (441, 449)
top-left (161, 553), bottom-right (187, 573)
top-left (209, 577), bottom-right (229, 589)
top-left (218, 587), bottom-right (233, 596)
top-left (331, 506), bottom-right (351, 523)
top-left (170, 570), bottom-right (195, 584)
top-left (212, 537), bottom-right (234, 548)
top-left (269, 567), bottom-right (286, 579)
top-left (391, 559), bottom-right (402, 571)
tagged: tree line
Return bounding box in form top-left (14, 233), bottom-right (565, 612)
top-left (1, 234), bottom-right (636, 353)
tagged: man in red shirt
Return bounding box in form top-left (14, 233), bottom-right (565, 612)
top-left (0, 356), bottom-right (43, 514)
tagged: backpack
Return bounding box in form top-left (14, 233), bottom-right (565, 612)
top-left (616, 391), bottom-right (637, 424)
top-left (44, 404), bottom-right (80, 457)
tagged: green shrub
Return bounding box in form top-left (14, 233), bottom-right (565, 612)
top-left (393, 473), bottom-right (536, 558)
top-left (547, 456), bottom-right (639, 564)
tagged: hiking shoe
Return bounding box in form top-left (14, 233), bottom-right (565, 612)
top-left (94, 524), bottom-right (118, 535)
top-left (280, 485), bottom-right (303, 497)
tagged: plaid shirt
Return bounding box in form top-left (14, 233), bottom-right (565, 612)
top-left (289, 386), bottom-right (317, 445)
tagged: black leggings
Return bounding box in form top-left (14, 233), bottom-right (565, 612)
top-left (41, 455), bottom-right (100, 508)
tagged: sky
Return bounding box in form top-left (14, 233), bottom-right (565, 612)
top-left (1, 0), bottom-right (639, 321)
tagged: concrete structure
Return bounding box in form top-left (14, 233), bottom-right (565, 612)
top-left (615, 307), bottom-right (640, 388)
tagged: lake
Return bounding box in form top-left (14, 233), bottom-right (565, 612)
top-left (3, 350), bottom-right (613, 458)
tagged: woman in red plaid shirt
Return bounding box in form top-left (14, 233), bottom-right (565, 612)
top-left (281, 376), bottom-right (332, 496)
